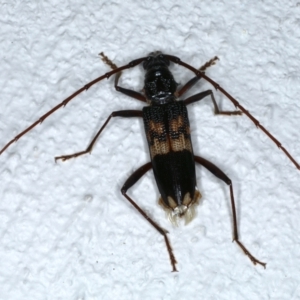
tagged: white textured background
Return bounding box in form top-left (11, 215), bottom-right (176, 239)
top-left (1, 1), bottom-right (300, 299)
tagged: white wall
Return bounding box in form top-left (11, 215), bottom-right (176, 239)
top-left (0, 1), bottom-right (299, 299)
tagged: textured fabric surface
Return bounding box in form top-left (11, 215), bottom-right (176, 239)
top-left (0, 1), bottom-right (300, 299)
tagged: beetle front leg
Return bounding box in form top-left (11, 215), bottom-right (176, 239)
top-left (194, 155), bottom-right (266, 268)
top-left (177, 56), bottom-right (219, 97)
top-left (121, 162), bottom-right (178, 272)
top-left (100, 52), bottom-right (147, 103)
top-left (55, 110), bottom-right (142, 162)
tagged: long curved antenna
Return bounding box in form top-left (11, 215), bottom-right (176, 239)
top-left (165, 54), bottom-right (300, 170)
top-left (0, 56), bottom-right (147, 155)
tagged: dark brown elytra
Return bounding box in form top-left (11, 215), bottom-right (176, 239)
top-left (1, 52), bottom-right (299, 271)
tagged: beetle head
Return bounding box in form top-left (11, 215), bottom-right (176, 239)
top-left (143, 51), bottom-right (170, 70)
top-left (143, 52), bottom-right (178, 105)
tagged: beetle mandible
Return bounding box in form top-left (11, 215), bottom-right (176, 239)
top-left (1, 52), bottom-right (299, 271)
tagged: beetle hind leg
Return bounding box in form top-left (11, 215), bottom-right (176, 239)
top-left (194, 155), bottom-right (266, 268)
top-left (121, 162), bottom-right (178, 272)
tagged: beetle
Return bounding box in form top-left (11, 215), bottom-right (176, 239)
top-left (1, 52), bottom-right (298, 271)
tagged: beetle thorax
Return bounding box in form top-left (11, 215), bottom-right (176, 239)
top-left (144, 67), bottom-right (178, 105)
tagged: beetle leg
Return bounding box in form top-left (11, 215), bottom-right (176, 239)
top-left (0, 55), bottom-right (148, 155)
top-left (55, 110), bottom-right (142, 162)
top-left (177, 56), bottom-right (219, 97)
top-left (194, 155), bottom-right (266, 268)
top-left (166, 54), bottom-right (300, 170)
top-left (100, 52), bottom-right (147, 103)
top-left (121, 162), bottom-right (178, 272)
top-left (184, 90), bottom-right (242, 115)
top-left (113, 72), bottom-right (147, 102)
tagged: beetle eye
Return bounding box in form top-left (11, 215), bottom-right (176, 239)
top-left (159, 54), bottom-right (170, 66)
top-left (143, 56), bottom-right (154, 69)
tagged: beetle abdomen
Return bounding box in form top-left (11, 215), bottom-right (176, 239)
top-left (143, 101), bottom-right (201, 224)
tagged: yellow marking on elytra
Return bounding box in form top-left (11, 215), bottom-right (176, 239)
top-left (170, 133), bottom-right (192, 152)
top-left (148, 120), bottom-right (165, 135)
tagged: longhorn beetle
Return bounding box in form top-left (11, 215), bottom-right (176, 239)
top-left (1, 52), bottom-right (299, 272)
